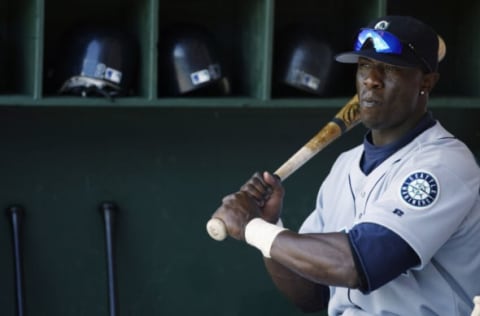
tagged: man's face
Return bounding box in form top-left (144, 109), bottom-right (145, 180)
top-left (355, 57), bottom-right (425, 133)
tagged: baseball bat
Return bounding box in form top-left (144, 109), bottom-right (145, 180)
top-left (99, 202), bottom-right (119, 316)
top-left (6, 205), bottom-right (26, 316)
top-left (206, 94), bottom-right (361, 241)
top-left (206, 35), bottom-right (447, 241)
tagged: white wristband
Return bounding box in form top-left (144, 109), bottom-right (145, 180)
top-left (245, 218), bottom-right (287, 258)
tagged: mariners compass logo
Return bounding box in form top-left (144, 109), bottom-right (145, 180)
top-left (400, 171), bottom-right (439, 208)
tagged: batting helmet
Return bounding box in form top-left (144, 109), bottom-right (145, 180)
top-left (158, 23), bottom-right (230, 96)
top-left (54, 26), bottom-right (139, 98)
top-left (274, 25), bottom-right (336, 96)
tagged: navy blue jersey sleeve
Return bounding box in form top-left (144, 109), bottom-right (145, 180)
top-left (347, 222), bottom-right (420, 294)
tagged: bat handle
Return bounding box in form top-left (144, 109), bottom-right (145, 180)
top-left (6, 205), bottom-right (26, 316)
top-left (206, 217), bottom-right (228, 241)
top-left (99, 202), bottom-right (119, 316)
top-left (206, 174), bottom-right (283, 241)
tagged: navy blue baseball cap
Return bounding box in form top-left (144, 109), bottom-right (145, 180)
top-left (335, 16), bottom-right (439, 73)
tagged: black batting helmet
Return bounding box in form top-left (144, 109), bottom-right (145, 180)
top-left (274, 25), bottom-right (336, 96)
top-left (158, 23), bottom-right (230, 96)
top-left (53, 26), bottom-right (139, 98)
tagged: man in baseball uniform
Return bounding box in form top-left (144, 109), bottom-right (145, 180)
top-left (212, 15), bottom-right (480, 315)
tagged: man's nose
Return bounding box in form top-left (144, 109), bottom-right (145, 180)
top-left (363, 66), bottom-right (384, 89)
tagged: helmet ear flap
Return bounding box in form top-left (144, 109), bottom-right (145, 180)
top-left (50, 25), bottom-right (139, 98)
top-left (158, 23), bottom-right (230, 96)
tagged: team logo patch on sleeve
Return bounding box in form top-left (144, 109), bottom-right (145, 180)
top-left (400, 171), bottom-right (439, 208)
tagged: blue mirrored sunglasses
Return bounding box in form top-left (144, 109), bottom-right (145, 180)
top-left (354, 28), bottom-right (403, 53)
top-left (354, 28), bottom-right (432, 72)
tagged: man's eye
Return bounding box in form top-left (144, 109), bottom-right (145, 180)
top-left (384, 65), bottom-right (399, 73)
top-left (358, 62), bottom-right (371, 69)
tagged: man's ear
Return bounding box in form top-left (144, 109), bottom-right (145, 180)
top-left (422, 72), bottom-right (440, 93)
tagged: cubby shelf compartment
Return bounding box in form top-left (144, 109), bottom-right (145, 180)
top-left (0, 0), bottom-right (479, 107)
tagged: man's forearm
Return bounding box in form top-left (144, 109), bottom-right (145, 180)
top-left (264, 256), bottom-right (329, 313)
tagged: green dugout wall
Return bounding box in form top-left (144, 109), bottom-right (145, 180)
top-left (0, 0), bottom-right (479, 315)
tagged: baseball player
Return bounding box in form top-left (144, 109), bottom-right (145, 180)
top-left (211, 16), bottom-right (480, 315)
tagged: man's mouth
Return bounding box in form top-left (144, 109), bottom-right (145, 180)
top-left (360, 96), bottom-right (381, 108)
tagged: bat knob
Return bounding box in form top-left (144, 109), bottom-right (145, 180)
top-left (99, 201), bottom-right (118, 214)
top-left (206, 218), bottom-right (227, 241)
top-left (6, 205), bottom-right (25, 217)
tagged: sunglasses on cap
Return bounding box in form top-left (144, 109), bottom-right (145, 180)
top-left (354, 28), bottom-right (432, 73)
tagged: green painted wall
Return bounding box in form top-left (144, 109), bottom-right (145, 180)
top-left (0, 106), bottom-right (478, 315)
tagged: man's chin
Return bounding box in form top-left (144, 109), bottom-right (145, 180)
top-left (360, 115), bottom-right (381, 130)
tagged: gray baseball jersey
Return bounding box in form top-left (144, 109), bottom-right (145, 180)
top-left (299, 122), bottom-right (480, 315)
